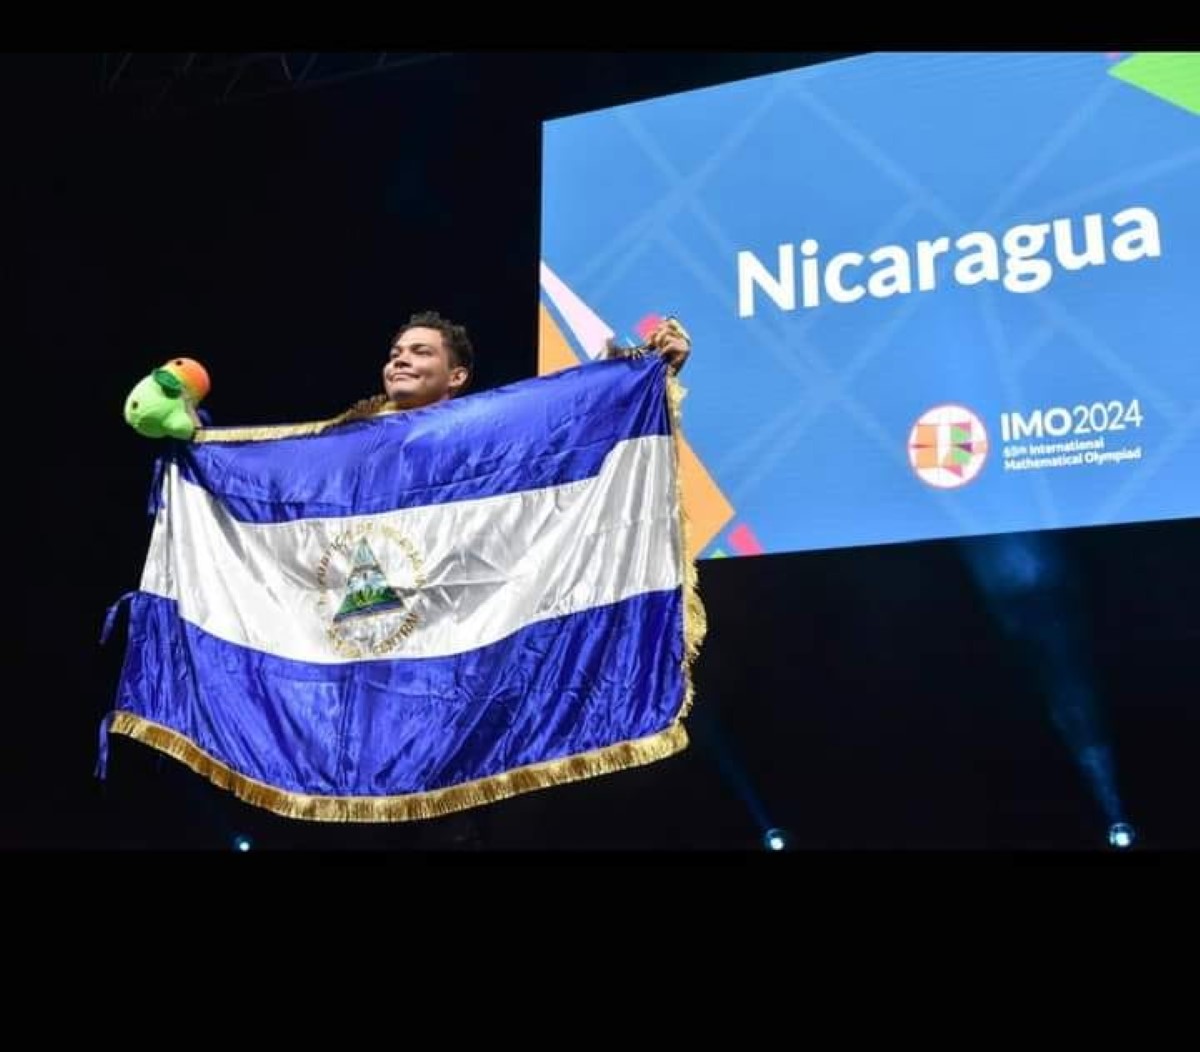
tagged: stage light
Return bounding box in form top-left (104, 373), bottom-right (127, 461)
top-left (763, 827), bottom-right (789, 851)
top-left (233, 834), bottom-right (253, 852)
top-left (1108, 823), bottom-right (1135, 850)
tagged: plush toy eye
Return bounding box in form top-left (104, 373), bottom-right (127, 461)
top-left (130, 400), bottom-right (139, 410)
top-left (174, 359), bottom-right (183, 365)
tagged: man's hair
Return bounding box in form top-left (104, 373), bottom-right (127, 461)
top-left (393, 309), bottom-right (475, 389)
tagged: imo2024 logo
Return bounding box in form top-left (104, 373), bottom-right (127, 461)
top-left (907, 404), bottom-right (989, 489)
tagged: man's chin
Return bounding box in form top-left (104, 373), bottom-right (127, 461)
top-left (387, 389), bottom-right (441, 410)
top-left (386, 385), bottom-right (421, 404)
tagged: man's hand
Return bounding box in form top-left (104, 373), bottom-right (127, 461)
top-left (647, 316), bottom-right (692, 373)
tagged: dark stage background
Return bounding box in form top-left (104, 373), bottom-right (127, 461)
top-left (8, 52), bottom-right (1198, 850)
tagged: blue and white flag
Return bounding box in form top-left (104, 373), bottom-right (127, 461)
top-left (103, 355), bottom-right (705, 822)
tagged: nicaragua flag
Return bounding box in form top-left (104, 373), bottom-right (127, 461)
top-left (102, 354), bottom-right (706, 822)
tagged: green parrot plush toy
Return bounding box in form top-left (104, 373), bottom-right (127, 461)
top-left (123, 357), bottom-right (211, 440)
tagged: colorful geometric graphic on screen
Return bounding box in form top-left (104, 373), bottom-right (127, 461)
top-left (538, 261), bottom-right (755, 560)
top-left (1108, 52), bottom-right (1200, 117)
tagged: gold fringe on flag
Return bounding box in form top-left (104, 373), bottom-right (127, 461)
top-left (193, 396), bottom-right (403, 444)
top-left (108, 712), bottom-right (688, 824)
top-left (666, 371), bottom-right (708, 719)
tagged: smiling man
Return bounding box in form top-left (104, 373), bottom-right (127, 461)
top-left (379, 307), bottom-right (690, 415)
top-left (383, 310), bottom-right (475, 410)
top-left (324, 307), bottom-right (690, 438)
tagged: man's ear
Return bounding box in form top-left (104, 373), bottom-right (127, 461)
top-left (448, 366), bottom-right (469, 395)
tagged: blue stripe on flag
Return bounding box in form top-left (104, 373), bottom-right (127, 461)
top-left (113, 589), bottom-right (684, 797)
top-left (178, 356), bottom-right (669, 523)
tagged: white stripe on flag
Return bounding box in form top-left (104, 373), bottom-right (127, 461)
top-left (141, 435), bottom-right (680, 663)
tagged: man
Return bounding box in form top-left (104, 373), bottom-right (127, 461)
top-left (334, 309), bottom-right (691, 423)
top-left (348, 308), bottom-right (693, 850)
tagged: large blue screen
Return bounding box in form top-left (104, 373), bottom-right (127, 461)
top-left (539, 52), bottom-right (1200, 558)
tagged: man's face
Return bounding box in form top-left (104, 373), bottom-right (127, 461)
top-left (382, 326), bottom-right (467, 409)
